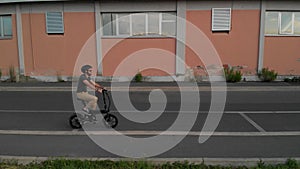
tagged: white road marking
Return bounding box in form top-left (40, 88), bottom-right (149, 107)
top-left (226, 111), bottom-right (300, 114)
top-left (1, 86), bottom-right (300, 92)
top-left (239, 113), bottom-right (266, 132)
top-left (0, 130), bottom-right (300, 136)
top-left (0, 110), bottom-right (299, 114)
top-left (0, 110), bottom-right (74, 113)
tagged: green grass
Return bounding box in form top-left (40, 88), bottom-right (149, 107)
top-left (9, 66), bottom-right (16, 82)
top-left (0, 159), bottom-right (299, 169)
top-left (258, 68), bottom-right (278, 82)
top-left (224, 67), bottom-right (242, 83)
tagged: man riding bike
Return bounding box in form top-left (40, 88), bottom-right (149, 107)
top-left (76, 65), bottom-right (104, 113)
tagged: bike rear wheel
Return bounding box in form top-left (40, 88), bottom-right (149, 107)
top-left (69, 114), bottom-right (82, 129)
top-left (104, 114), bottom-right (118, 128)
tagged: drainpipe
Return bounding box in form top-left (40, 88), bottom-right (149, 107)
top-left (16, 4), bottom-right (25, 75)
top-left (95, 1), bottom-right (102, 75)
top-left (258, 0), bottom-right (266, 73)
top-left (175, 0), bottom-right (186, 77)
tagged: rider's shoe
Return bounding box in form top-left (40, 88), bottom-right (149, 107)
top-left (82, 107), bottom-right (90, 114)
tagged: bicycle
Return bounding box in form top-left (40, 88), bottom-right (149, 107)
top-left (69, 89), bottom-right (118, 129)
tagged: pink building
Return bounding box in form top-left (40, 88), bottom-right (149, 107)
top-left (0, 0), bottom-right (299, 81)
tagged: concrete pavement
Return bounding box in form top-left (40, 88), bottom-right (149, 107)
top-left (0, 81), bottom-right (300, 91)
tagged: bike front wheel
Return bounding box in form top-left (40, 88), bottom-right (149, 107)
top-left (104, 114), bottom-right (118, 128)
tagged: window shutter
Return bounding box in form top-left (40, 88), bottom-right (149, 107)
top-left (46, 12), bottom-right (64, 34)
top-left (212, 8), bottom-right (231, 31)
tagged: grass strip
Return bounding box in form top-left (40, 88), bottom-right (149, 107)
top-left (0, 158), bottom-right (299, 169)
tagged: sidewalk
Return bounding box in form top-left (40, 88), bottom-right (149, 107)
top-left (0, 81), bottom-right (300, 91)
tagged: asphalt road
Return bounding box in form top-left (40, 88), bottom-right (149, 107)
top-left (0, 91), bottom-right (299, 159)
top-left (0, 90), bottom-right (300, 111)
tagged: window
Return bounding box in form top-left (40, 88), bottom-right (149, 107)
top-left (295, 13), bottom-right (300, 34)
top-left (148, 13), bottom-right (159, 35)
top-left (280, 12), bottom-right (293, 34)
top-left (102, 12), bottom-right (176, 37)
top-left (265, 12), bottom-right (279, 34)
top-left (161, 13), bottom-right (176, 36)
top-left (117, 13), bottom-right (130, 36)
top-left (132, 13), bottom-right (146, 36)
top-left (212, 8), bottom-right (231, 31)
top-left (265, 11), bottom-right (300, 35)
top-left (102, 13), bottom-right (116, 36)
top-left (0, 15), bottom-right (12, 39)
top-left (46, 12), bottom-right (64, 34)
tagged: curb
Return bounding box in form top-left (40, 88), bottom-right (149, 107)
top-left (1, 86), bottom-right (300, 91)
top-left (0, 130), bottom-right (300, 136)
top-left (0, 155), bottom-right (299, 166)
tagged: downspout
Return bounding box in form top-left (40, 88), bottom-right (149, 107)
top-left (258, 0), bottom-right (266, 73)
top-left (16, 4), bottom-right (25, 75)
top-left (95, 1), bottom-right (102, 75)
top-left (175, 0), bottom-right (186, 78)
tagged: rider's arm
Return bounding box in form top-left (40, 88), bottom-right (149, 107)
top-left (90, 80), bottom-right (104, 89)
top-left (83, 80), bottom-right (101, 91)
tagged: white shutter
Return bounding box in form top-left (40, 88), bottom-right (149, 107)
top-left (46, 12), bottom-right (64, 34)
top-left (212, 8), bottom-right (231, 31)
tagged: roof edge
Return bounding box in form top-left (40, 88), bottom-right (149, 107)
top-left (0, 0), bottom-right (71, 4)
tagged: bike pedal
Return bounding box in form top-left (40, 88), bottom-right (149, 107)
top-left (82, 121), bottom-right (88, 125)
top-left (92, 121), bottom-right (99, 124)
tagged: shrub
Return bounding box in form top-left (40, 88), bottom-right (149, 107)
top-left (285, 159), bottom-right (299, 169)
top-left (19, 75), bottom-right (31, 82)
top-left (9, 66), bottom-right (16, 82)
top-left (134, 72), bottom-right (143, 82)
top-left (0, 68), bottom-right (2, 80)
top-left (284, 76), bottom-right (300, 83)
top-left (224, 67), bottom-right (242, 82)
top-left (258, 68), bottom-right (278, 82)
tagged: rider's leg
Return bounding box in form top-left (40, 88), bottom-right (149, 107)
top-left (77, 92), bottom-right (98, 111)
top-left (87, 96), bottom-right (98, 110)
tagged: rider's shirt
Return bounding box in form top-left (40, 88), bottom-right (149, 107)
top-left (77, 74), bottom-right (91, 93)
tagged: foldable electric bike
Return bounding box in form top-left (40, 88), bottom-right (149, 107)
top-left (69, 89), bottom-right (118, 129)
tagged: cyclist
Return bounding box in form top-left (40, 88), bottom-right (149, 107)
top-left (76, 65), bottom-right (104, 113)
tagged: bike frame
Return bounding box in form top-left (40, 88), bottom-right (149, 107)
top-left (70, 89), bottom-right (118, 129)
top-left (96, 89), bottom-right (111, 114)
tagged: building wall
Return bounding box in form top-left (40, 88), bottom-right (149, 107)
top-left (1, 0), bottom-right (300, 79)
top-left (18, 1), bottom-right (177, 77)
top-left (101, 38), bottom-right (176, 76)
top-left (264, 37), bottom-right (300, 75)
top-left (21, 12), bottom-right (95, 76)
top-left (100, 0), bottom-right (176, 12)
top-left (20, 2), bottom-right (96, 76)
top-left (185, 1), bottom-right (261, 76)
top-left (263, 1), bottom-right (300, 75)
top-left (99, 0), bottom-right (177, 77)
top-left (0, 9), bottom-right (19, 75)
